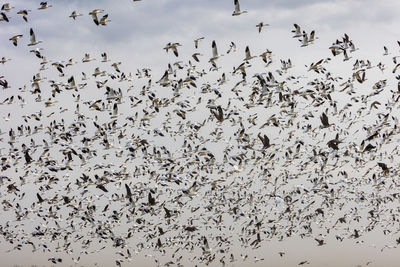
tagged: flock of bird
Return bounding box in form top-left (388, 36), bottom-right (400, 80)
top-left (1, 0), bottom-right (400, 266)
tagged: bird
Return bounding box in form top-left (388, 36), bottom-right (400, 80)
top-left (89, 9), bottom-right (104, 25)
top-left (232, 0), bottom-right (247, 16)
top-left (101, 52), bottom-right (110, 62)
top-left (210, 40), bottom-right (223, 64)
top-left (192, 53), bottom-right (202, 62)
top-left (315, 238), bottom-right (326, 246)
top-left (211, 105), bottom-right (225, 122)
top-left (1, 3), bottom-right (14, 12)
top-left (38, 2), bottom-right (52, 10)
top-left (194, 37), bottom-right (204, 49)
top-left (292, 24), bottom-right (302, 38)
top-left (51, 62), bottom-right (65, 74)
top-left (9, 35), bottom-right (23, 46)
top-left (27, 28), bottom-right (43, 46)
top-left (320, 112), bottom-right (331, 128)
top-left (299, 31), bottom-right (309, 47)
top-left (157, 71), bottom-right (170, 87)
top-left (258, 133), bottom-right (271, 149)
top-left (256, 22), bottom-right (269, 33)
top-left (99, 14), bottom-right (111, 26)
top-left (226, 41), bottom-right (237, 54)
top-left (30, 48), bottom-right (44, 58)
top-left (82, 53), bottom-right (95, 63)
top-left (0, 57), bottom-right (11, 64)
top-left (164, 42), bottom-right (182, 57)
top-left (0, 12), bottom-right (9, 22)
top-left (244, 46), bottom-right (256, 62)
top-left (69, 11), bottom-right (83, 20)
top-left (17, 9), bottom-right (30, 22)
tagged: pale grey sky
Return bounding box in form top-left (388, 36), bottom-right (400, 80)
top-left (1, 1), bottom-right (400, 267)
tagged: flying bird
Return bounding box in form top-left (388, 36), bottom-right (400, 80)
top-left (38, 2), bottom-right (52, 10)
top-left (194, 37), bottom-right (204, 49)
top-left (69, 11), bottom-right (83, 20)
top-left (232, 0), bottom-right (247, 16)
top-left (27, 28), bottom-right (43, 46)
top-left (256, 22), bottom-right (269, 33)
top-left (89, 9), bottom-right (104, 25)
top-left (9, 34), bottom-right (23, 46)
top-left (17, 9), bottom-right (31, 22)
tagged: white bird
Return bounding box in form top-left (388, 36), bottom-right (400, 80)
top-left (308, 30), bottom-right (318, 44)
top-left (164, 42), bottom-right (182, 57)
top-left (1, 3), bottom-right (14, 12)
top-left (101, 52), bottom-right (110, 62)
top-left (28, 28), bottom-right (43, 46)
top-left (299, 31), bottom-right (309, 47)
top-left (232, 0), bottom-right (247, 16)
top-left (65, 58), bottom-right (77, 67)
top-left (69, 11), bottom-right (83, 20)
top-left (383, 46), bottom-right (389, 56)
top-left (157, 71), bottom-right (171, 87)
top-left (244, 46), bottom-right (256, 62)
top-left (292, 24), bottom-right (302, 38)
top-left (343, 49), bottom-right (352, 61)
top-left (82, 53), bottom-right (95, 63)
top-left (226, 41), bottom-right (237, 54)
top-left (38, 2), bottom-right (52, 10)
top-left (210, 40), bottom-right (223, 62)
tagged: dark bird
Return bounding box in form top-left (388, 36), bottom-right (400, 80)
top-left (36, 193), bottom-right (44, 203)
top-left (258, 133), bottom-right (271, 149)
top-left (211, 105), bottom-right (224, 122)
top-left (377, 162), bottom-right (389, 172)
top-left (0, 12), bottom-right (9, 22)
top-left (96, 184), bottom-right (108, 192)
top-left (327, 133), bottom-right (340, 150)
top-left (24, 150), bottom-right (32, 164)
top-left (363, 143), bottom-right (376, 152)
top-left (320, 112), bottom-right (331, 128)
top-left (148, 192), bottom-right (156, 205)
top-left (315, 238), bottom-right (325, 246)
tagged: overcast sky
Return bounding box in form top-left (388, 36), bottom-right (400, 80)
top-left (2, 0), bottom-right (400, 88)
top-left (2, 1), bottom-right (400, 266)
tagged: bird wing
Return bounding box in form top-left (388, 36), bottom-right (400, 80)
top-left (212, 40), bottom-right (218, 58)
top-left (172, 46), bottom-right (178, 57)
top-left (192, 53), bottom-right (200, 62)
top-left (125, 184), bottom-right (132, 197)
top-left (320, 112), bottom-right (329, 127)
top-left (234, 0), bottom-right (240, 12)
top-left (30, 28), bottom-right (36, 43)
top-left (245, 46), bottom-right (251, 59)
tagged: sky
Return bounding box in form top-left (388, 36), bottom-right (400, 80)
top-left (2, 0), bottom-right (400, 85)
top-left (2, 0), bottom-right (400, 266)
